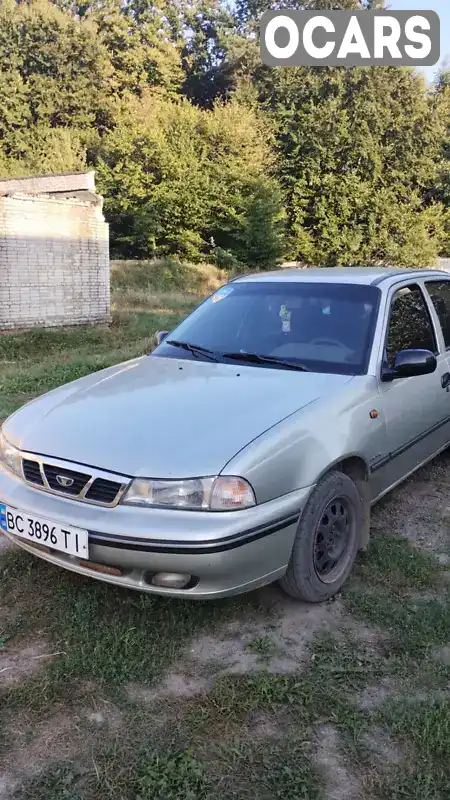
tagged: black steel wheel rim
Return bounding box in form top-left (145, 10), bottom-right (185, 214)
top-left (313, 496), bottom-right (353, 582)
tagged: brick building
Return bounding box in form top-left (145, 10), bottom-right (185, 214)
top-left (0, 171), bottom-right (110, 330)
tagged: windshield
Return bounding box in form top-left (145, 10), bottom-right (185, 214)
top-left (153, 280), bottom-right (381, 375)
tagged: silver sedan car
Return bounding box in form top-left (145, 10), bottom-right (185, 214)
top-left (2, 267), bottom-right (450, 602)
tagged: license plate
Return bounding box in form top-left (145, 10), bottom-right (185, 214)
top-left (0, 503), bottom-right (89, 558)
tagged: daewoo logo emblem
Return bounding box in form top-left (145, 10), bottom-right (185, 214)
top-left (56, 475), bottom-right (74, 488)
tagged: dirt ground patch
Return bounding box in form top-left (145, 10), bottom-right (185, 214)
top-left (0, 534), bottom-right (13, 551)
top-left (371, 454), bottom-right (450, 561)
top-left (125, 592), bottom-right (350, 708)
top-left (433, 644), bottom-right (450, 665)
top-left (0, 776), bottom-right (18, 800)
top-left (127, 672), bottom-right (211, 704)
top-left (314, 724), bottom-right (361, 800)
top-left (362, 727), bottom-right (406, 767)
top-left (188, 592), bottom-right (345, 677)
top-left (356, 679), bottom-right (397, 711)
top-left (0, 640), bottom-right (56, 687)
top-left (246, 710), bottom-right (285, 739)
top-left (1, 701), bottom-right (122, 791)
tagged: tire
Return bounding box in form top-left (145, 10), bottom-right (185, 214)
top-left (278, 470), bottom-right (364, 603)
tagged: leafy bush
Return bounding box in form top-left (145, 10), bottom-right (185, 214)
top-left (96, 92), bottom-right (285, 270)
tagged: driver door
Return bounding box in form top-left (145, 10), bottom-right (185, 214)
top-left (374, 282), bottom-right (450, 494)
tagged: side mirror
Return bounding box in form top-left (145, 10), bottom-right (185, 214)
top-left (154, 330), bottom-right (169, 346)
top-left (381, 349), bottom-right (437, 382)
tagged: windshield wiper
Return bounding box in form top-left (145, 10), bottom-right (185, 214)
top-left (222, 352), bottom-right (309, 372)
top-left (166, 340), bottom-right (220, 362)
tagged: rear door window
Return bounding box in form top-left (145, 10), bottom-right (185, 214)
top-left (425, 281), bottom-right (450, 350)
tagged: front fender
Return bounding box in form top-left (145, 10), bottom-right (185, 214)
top-left (222, 375), bottom-right (386, 504)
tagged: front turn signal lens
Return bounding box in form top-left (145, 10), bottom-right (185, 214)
top-left (210, 476), bottom-right (256, 510)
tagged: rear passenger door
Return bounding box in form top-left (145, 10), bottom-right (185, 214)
top-left (374, 282), bottom-right (450, 493)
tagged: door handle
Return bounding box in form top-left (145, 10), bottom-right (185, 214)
top-left (442, 373), bottom-right (450, 390)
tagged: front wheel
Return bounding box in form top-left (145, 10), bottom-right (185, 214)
top-left (279, 470), bottom-right (364, 603)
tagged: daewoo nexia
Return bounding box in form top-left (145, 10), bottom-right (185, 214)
top-left (2, 268), bottom-right (450, 602)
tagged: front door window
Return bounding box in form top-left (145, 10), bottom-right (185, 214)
top-left (385, 284), bottom-right (437, 368)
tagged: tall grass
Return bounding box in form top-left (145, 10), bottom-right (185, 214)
top-left (110, 258), bottom-right (227, 296)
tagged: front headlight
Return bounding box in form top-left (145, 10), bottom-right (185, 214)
top-left (122, 475), bottom-right (256, 511)
top-left (0, 430), bottom-right (22, 477)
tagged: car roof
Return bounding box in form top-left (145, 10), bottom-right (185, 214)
top-left (231, 267), bottom-right (450, 287)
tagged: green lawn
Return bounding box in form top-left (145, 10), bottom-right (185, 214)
top-left (1, 267), bottom-right (450, 799)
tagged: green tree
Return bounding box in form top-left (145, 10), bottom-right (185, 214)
top-left (95, 92), bottom-right (285, 267)
top-left (180, 0), bottom-right (254, 108)
top-left (0, 0), bottom-right (447, 270)
top-left (0, 0), bottom-right (185, 176)
top-left (91, 0), bottom-right (184, 97)
top-left (0, 128), bottom-right (87, 177)
top-left (254, 65), bottom-right (447, 266)
top-left (430, 69), bottom-right (450, 255)
top-left (235, 0), bottom-right (361, 32)
top-left (0, 0), bottom-right (115, 132)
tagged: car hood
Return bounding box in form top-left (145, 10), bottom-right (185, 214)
top-left (4, 355), bottom-right (353, 478)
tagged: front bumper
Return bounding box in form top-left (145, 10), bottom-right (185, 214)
top-left (0, 465), bottom-right (313, 599)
